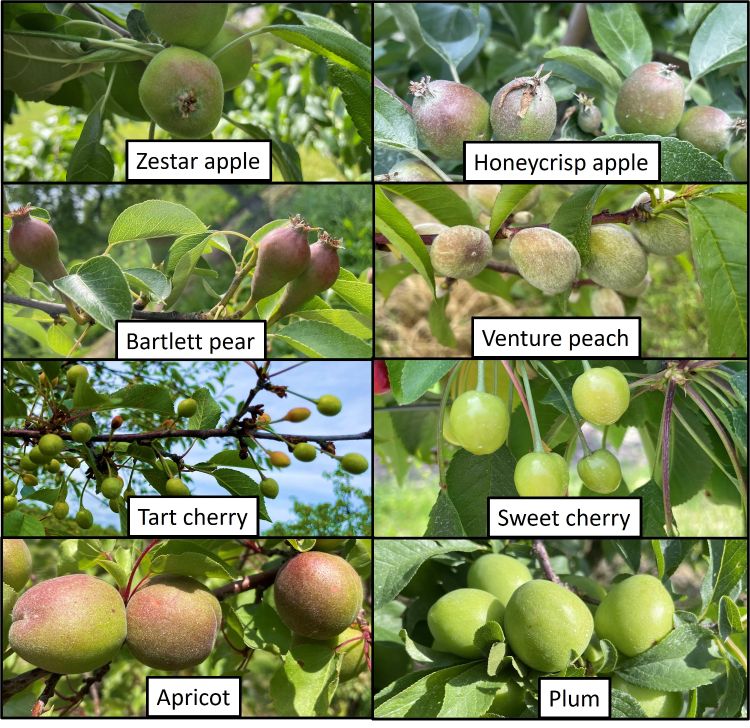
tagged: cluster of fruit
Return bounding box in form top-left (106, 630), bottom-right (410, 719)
top-left (387, 63), bottom-right (746, 179)
top-left (2, 540), bottom-right (367, 683)
top-left (443, 365), bottom-right (630, 495)
top-left (4, 363), bottom-right (368, 528)
top-left (117, 3), bottom-right (254, 139)
top-left (423, 552), bottom-right (681, 717)
top-left (423, 184), bottom-right (689, 313)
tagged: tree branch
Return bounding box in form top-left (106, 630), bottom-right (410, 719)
top-left (31, 673), bottom-right (61, 717)
top-left (213, 567), bottom-right (279, 601)
top-left (532, 540), bottom-right (562, 585)
top-left (2, 668), bottom-right (50, 703)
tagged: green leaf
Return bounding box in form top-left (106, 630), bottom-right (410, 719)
top-left (428, 297), bottom-right (456, 349)
top-left (375, 87), bottom-right (418, 150)
top-left (272, 320), bottom-right (372, 358)
top-left (381, 185), bottom-right (476, 227)
top-left (391, 359), bottom-right (455, 404)
top-left (294, 309), bottom-right (371, 339)
top-left (2, 510), bottom-right (46, 536)
top-left (236, 601), bottom-right (291, 653)
top-left (328, 64), bottom-right (371, 146)
top-left (54, 256), bottom-right (132, 331)
top-left (689, 3), bottom-right (748, 81)
top-left (164, 233), bottom-right (215, 307)
top-left (271, 643), bottom-right (339, 716)
top-left (688, 197), bottom-right (748, 356)
top-left (67, 97), bottom-right (114, 182)
top-left (489, 184), bottom-right (536, 239)
top-left (108, 200), bottom-right (207, 244)
top-left (331, 278), bottom-right (373, 316)
top-left (111, 383), bottom-right (175, 417)
top-left (549, 185), bottom-right (604, 265)
top-left (543, 47), bottom-right (621, 99)
top-left (123, 268), bottom-right (171, 302)
top-left (586, 3), bottom-right (651, 77)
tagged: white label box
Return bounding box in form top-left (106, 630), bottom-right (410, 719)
top-left (128, 496), bottom-right (259, 536)
top-left (473, 316), bottom-right (641, 357)
top-left (116, 320), bottom-right (266, 359)
top-left (488, 498), bottom-right (641, 537)
top-left (539, 677), bottom-right (611, 718)
top-left (147, 677), bottom-right (241, 717)
top-left (127, 140), bottom-right (271, 181)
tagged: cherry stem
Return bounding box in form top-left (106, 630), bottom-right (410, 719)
top-left (500, 360), bottom-right (533, 442)
top-left (519, 363), bottom-right (544, 453)
top-left (123, 539), bottom-right (161, 603)
top-left (659, 380), bottom-right (677, 536)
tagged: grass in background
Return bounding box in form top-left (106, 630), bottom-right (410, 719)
top-left (375, 466), bottom-right (440, 536)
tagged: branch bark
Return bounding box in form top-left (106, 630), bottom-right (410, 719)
top-left (213, 567), bottom-right (279, 600)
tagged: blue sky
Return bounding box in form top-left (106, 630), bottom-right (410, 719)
top-left (80, 361), bottom-right (372, 530)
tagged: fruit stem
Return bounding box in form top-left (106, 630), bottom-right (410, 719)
top-left (519, 363), bottom-right (544, 453)
top-left (581, 360), bottom-right (592, 372)
top-left (476, 360), bottom-right (486, 393)
top-left (500, 360), bottom-right (534, 442)
top-left (437, 364), bottom-right (462, 488)
top-left (658, 379), bottom-right (677, 536)
top-left (409, 150), bottom-right (453, 182)
top-left (533, 361), bottom-right (591, 456)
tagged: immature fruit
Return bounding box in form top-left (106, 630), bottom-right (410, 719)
top-left (144, 2), bottom-right (228, 49)
top-left (291, 626), bottom-right (366, 682)
top-left (595, 574), bottom-right (674, 657)
top-left (591, 288), bottom-right (625, 317)
top-left (22, 474), bottom-right (38, 487)
top-left (430, 225), bottom-right (492, 279)
top-left (52, 501), bottom-right (70, 519)
top-left (249, 219), bottom-right (310, 305)
top-left (410, 77), bottom-right (490, 160)
top-left (509, 228), bottom-right (581, 294)
top-left (76, 508), bottom-right (94, 529)
top-left (467, 554), bottom-right (532, 608)
top-left (677, 105), bottom-right (731, 155)
top-left (504, 580), bottom-right (593, 672)
top-left (3, 539), bottom-right (32, 592)
top-left (46, 459), bottom-right (61, 473)
top-left (3, 478), bottom-right (15, 495)
top-left (577, 95), bottom-right (602, 134)
top-left (631, 189), bottom-right (690, 256)
top-left (126, 574), bottom-right (222, 670)
top-left (156, 458), bottom-right (179, 476)
top-left (9, 574), bottom-right (126, 674)
top-left (6, 206), bottom-right (68, 283)
top-left (572, 366), bottom-right (630, 426)
top-left (260, 478), bottom-right (279, 498)
top-left (67, 364), bottom-right (89, 385)
top-left (165, 477), bottom-right (190, 496)
top-left (450, 390), bottom-right (509, 455)
top-left (3, 583), bottom-right (17, 651)
top-left (374, 361), bottom-right (391, 394)
top-left (29, 446), bottom-right (51, 465)
top-left (293, 443), bottom-right (317, 462)
top-left (491, 73), bottom-right (557, 141)
top-left (387, 159), bottom-right (442, 182)
top-left (489, 676), bottom-right (526, 716)
top-left (340, 453), bottom-right (369, 475)
top-left (274, 551), bottom-right (363, 639)
top-left (285, 407), bottom-right (311, 423)
top-left (618, 273), bottom-right (651, 298)
top-left (269, 451), bottom-right (291, 468)
top-left (146, 235), bottom-right (176, 265)
top-left (726, 140), bottom-right (747, 180)
top-left (20, 455), bottom-right (38, 472)
top-left (611, 676), bottom-right (683, 718)
top-left (514, 452), bottom-right (569, 497)
top-left (38, 433), bottom-right (64, 457)
top-left (577, 449), bottom-right (622, 494)
top-left (199, 22), bottom-right (253, 91)
top-left (615, 62), bottom-right (684, 135)
top-left (272, 235), bottom-right (341, 322)
top-left (70, 422), bottom-right (93, 443)
top-left (101, 476), bottom-right (124, 499)
top-left (317, 395), bottom-right (342, 416)
top-left (3, 495), bottom-right (18, 512)
top-left (428, 588), bottom-right (504, 659)
top-left (587, 224), bottom-right (648, 290)
top-left (442, 407), bottom-right (462, 445)
top-left (177, 397), bottom-right (198, 418)
top-left (139, 47), bottom-right (224, 138)
top-left (106, 61), bottom-right (149, 120)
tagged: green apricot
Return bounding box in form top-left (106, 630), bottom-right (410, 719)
top-left (340, 453), bottom-right (369, 475)
top-left (427, 588), bottom-right (504, 659)
top-left (509, 227), bottom-right (581, 294)
top-left (590, 288), bottom-right (625, 317)
top-left (101, 476), bottom-right (124, 499)
top-left (292, 626), bottom-right (366, 682)
top-left (3, 583), bottom-right (18, 651)
top-left (631, 189), bottom-right (690, 256)
top-left (467, 553), bottom-right (532, 608)
top-left (611, 676), bottom-right (683, 718)
top-left (9, 574), bottom-right (126, 674)
top-left (387, 159), bottom-right (442, 182)
top-left (165, 478), bottom-right (190, 496)
top-left (594, 574), bottom-right (674, 657)
top-left (514, 452), bottom-right (569, 497)
top-left (3, 539), bottom-right (32, 592)
top-left (577, 448), bottom-right (622, 493)
top-left (143, 3), bottom-right (228, 49)
top-left (76, 508), bottom-right (93, 529)
top-left (572, 366), bottom-right (630, 426)
top-left (126, 574), bottom-right (222, 670)
top-left (411, 78), bottom-right (490, 160)
top-left (293, 443), bottom-right (317, 462)
top-left (139, 47), bottom-right (224, 138)
top-left (260, 477), bottom-right (279, 498)
top-left (430, 225), bottom-right (492, 279)
top-left (274, 551), bottom-right (363, 640)
top-left (199, 22), bottom-right (253, 91)
top-left (677, 105), bottom-right (731, 155)
top-left (177, 397), bottom-right (198, 418)
top-left (70, 422), bottom-right (93, 443)
top-left (615, 62), bottom-right (684, 135)
top-left (587, 224), bottom-right (648, 290)
top-left (488, 677), bottom-right (526, 716)
top-left (491, 74), bottom-right (557, 141)
top-left (317, 395), bottom-right (342, 416)
top-left (504, 580), bottom-right (593, 673)
top-left (38, 433), bottom-right (64, 457)
top-left (726, 141), bottom-right (747, 181)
